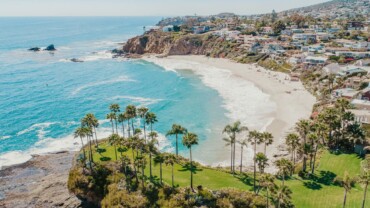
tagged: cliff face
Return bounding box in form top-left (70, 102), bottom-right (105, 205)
top-left (123, 31), bottom-right (209, 56)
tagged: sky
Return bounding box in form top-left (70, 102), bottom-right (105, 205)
top-left (0, 0), bottom-right (329, 16)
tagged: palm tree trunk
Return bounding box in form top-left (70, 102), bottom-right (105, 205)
top-left (111, 121), bottom-right (114, 134)
top-left (312, 145), bottom-right (318, 174)
top-left (240, 146), bottom-right (243, 174)
top-left (343, 190), bottom-right (347, 208)
top-left (266, 189), bottom-right (269, 208)
top-left (93, 127), bottom-right (99, 147)
top-left (282, 173), bottom-right (285, 185)
top-left (176, 134), bottom-right (179, 156)
top-left (230, 144), bottom-right (233, 173)
top-left (79, 136), bottom-right (86, 161)
top-left (171, 164), bottom-right (174, 187)
top-left (131, 119), bottom-right (135, 135)
top-left (190, 147), bottom-right (193, 191)
top-left (233, 139), bottom-right (236, 173)
top-left (149, 153), bottom-right (152, 178)
top-left (362, 183), bottom-right (368, 208)
top-left (141, 166), bottom-right (145, 190)
top-left (143, 123), bottom-right (146, 142)
top-left (127, 120), bottom-right (131, 137)
top-left (114, 145), bottom-right (118, 160)
top-left (122, 123), bottom-right (125, 138)
top-left (254, 143), bottom-right (257, 193)
top-left (160, 162), bottom-right (163, 184)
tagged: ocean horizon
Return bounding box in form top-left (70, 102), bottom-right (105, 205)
top-left (0, 17), bottom-right (273, 168)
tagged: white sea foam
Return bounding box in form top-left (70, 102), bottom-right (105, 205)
top-left (108, 95), bottom-right (163, 106)
top-left (145, 58), bottom-right (277, 131)
top-left (16, 122), bottom-right (58, 136)
top-left (0, 124), bottom-right (113, 169)
top-left (0, 136), bottom-right (11, 141)
top-left (80, 50), bottom-right (113, 62)
top-left (72, 76), bottom-right (136, 95)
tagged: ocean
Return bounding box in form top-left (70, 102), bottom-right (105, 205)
top-left (0, 17), bottom-right (274, 168)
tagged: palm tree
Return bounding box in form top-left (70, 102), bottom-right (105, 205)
top-left (164, 154), bottom-right (176, 187)
top-left (106, 112), bottom-right (116, 134)
top-left (154, 153), bottom-right (165, 184)
top-left (120, 155), bottom-right (131, 175)
top-left (307, 133), bottom-right (318, 172)
top-left (347, 122), bottom-right (365, 151)
top-left (285, 133), bottom-right (300, 166)
top-left (248, 130), bottom-right (263, 192)
top-left (238, 138), bottom-right (248, 174)
top-left (134, 155), bottom-right (147, 189)
top-left (259, 173), bottom-right (275, 207)
top-left (274, 158), bottom-right (293, 185)
top-left (108, 133), bottom-right (120, 160)
top-left (81, 113), bottom-right (99, 146)
top-left (125, 105), bottom-right (137, 135)
top-left (83, 126), bottom-right (94, 169)
top-left (74, 127), bottom-right (87, 162)
top-left (334, 171), bottom-right (356, 208)
top-left (223, 121), bottom-right (248, 174)
top-left (137, 107), bottom-right (149, 141)
top-left (166, 124), bottom-right (187, 156)
top-left (182, 132), bottom-right (199, 191)
top-left (118, 113), bottom-right (128, 137)
top-left (255, 152), bottom-right (269, 174)
top-left (261, 132), bottom-right (273, 155)
top-left (148, 132), bottom-right (158, 178)
top-left (109, 103), bottom-right (120, 133)
top-left (272, 184), bottom-right (293, 208)
top-left (145, 112), bottom-right (158, 133)
top-left (295, 119), bottom-right (311, 172)
top-left (359, 160), bottom-right (370, 208)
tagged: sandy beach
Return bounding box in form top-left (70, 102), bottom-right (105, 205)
top-left (144, 55), bottom-right (316, 172)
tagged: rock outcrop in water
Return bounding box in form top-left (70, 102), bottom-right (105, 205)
top-left (122, 30), bottom-right (255, 61)
top-left (28, 47), bottom-right (41, 52)
top-left (45, 44), bottom-right (56, 51)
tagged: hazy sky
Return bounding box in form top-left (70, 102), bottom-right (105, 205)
top-left (0, 0), bottom-right (328, 16)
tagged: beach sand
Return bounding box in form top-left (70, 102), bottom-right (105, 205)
top-left (144, 55), bottom-right (316, 172)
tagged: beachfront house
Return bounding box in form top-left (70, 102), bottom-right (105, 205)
top-left (292, 33), bottom-right (317, 44)
top-left (337, 66), bottom-right (367, 77)
top-left (162, 25), bottom-right (174, 32)
top-left (350, 109), bottom-right (370, 124)
top-left (193, 26), bottom-right (210, 34)
top-left (323, 63), bottom-right (342, 75)
top-left (332, 88), bottom-right (359, 99)
top-left (303, 56), bottom-right (327, 66)
top-left (351, 99), bottom-right (370, 110)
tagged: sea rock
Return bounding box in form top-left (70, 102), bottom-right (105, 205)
top-left (70, 58), bottom-right (84, 63)
top-left (28, 47), bottom-right (41, 52)
top-left (44, 44), bottom-right (56, 51)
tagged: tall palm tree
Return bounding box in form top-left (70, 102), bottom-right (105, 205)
top-left (166, 124), bottom-right (187, 156)
top-left (134, 155), bottom-right (147, 189)
top-left (285, 133), bottom-right (300, 166)
top-left (164, 154), bottom-right (176, 187)
top-left (109, 103), bottom-right (120, 133)
top-left (125, 105), bottom-right (137, 135)
top-left (83, 126), bottom-right (94, 169)
top-left (182, 132), bottom-right (199, 191)
top-left (81, 113), bottom-right (99, 146)
top-left (148, 132), bottom-right (158, 178)
top-left (108, 133), bottom-right (120, 160)
top-left (359, 160), bottom-right (370, 208)
top-left (120, 155), bottom-right (131, 175)
top-left (145, 112), bottom-right (158, 133)
top-left (74, 127), bottom-right (87, 162)
top-left (255, 152), bottom-right (269, 174)
top-left (307, 133), bottom-right (318, 172)
top-left (106, 112), bottom-right (116, 134)
top-left (334, 171), bottom-right (356, 208)
top-left (223, 121), bottom-right (248, 174)
top-left (295, 119), bottom-right (311, 172)
top-left (154, 153), bottom-right (165, 184)
top-left (272, 184), bottom-right (293, 208)
top-left (118, 113), bottom-right (128, 137)
top-left (347, 122), bottom-right (365, 151)
top-left (238, 138), bottom-right (248, 174)
top-left (259, 173), bottom-right (275, 207)
top-left (248, 130), bottom-right (263, 193)
top-left (137, 107), bottom-right (149, 141)
top-left (261, 132), bottom-right (273, 155)
top-left (274, 158), bottom-right (293, 185)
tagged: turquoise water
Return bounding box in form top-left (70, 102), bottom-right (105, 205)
top-left (0, 17), bottom-right (228, 167)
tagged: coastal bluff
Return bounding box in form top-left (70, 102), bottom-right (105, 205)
top-left (122, 30), bottom-right (247, 59)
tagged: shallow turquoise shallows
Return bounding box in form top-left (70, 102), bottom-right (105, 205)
top-left (0, 17), bottom-right (228, 167)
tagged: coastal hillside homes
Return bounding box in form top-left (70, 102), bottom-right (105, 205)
top-left (351, 99), bottom-right (370, 110)
top-left (356, 59), bottom-right (370, 67)
top-left (347, 21), bottom-right (365, 31)
top-left (323, 63), bottom-right (341, 75)
top-left (337, 66), bottom-right (367, 77)
top-left (292, 33), bottom-right (317, 44)
top-left (162, 25), bottom-right (174, 32)
top-left (335, 51), bottom-right (370, 59)
top-left (262, 44), bottom-right (285, 55)
top-left (303, 55), bottom-right (327, 66)
top-left (332, 88), bottom-right (359, 99)
top-left (350, 109), bottom-right (370, 124)
top-left (334, 39), bottom-right (370, 50)
top-left (260, 26), bottom-right (274, 35)
top-left (288, 54), bottom-right (305, 65)
top-left (193, 26), bottom-right (210, 34)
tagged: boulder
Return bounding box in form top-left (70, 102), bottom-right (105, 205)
top-left (28, 47), bottom-right (41, 52)
top-left (70, 58), bottom-right (84, 63)
top-left (44, 44), bottom-right (56, 51)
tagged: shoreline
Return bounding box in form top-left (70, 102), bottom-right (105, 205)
top-left (0, 151), bottom-right (82, 208)
top-left (143, 55), bottom-right (316, 172)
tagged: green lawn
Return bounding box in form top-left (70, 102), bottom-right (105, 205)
top-left (87, 143), bottom-right (369, 208)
